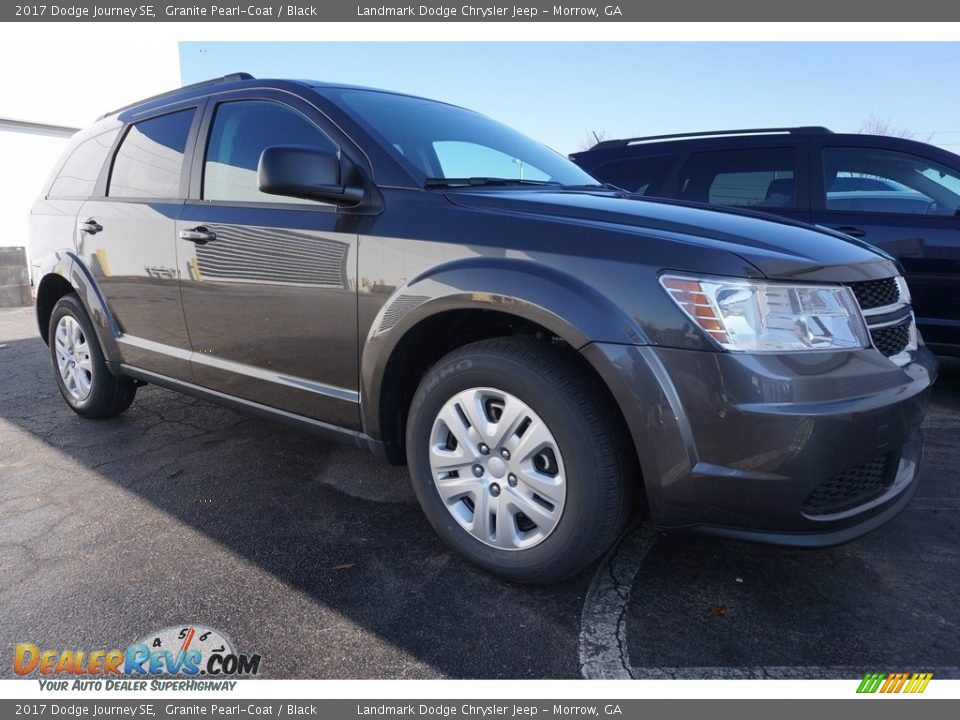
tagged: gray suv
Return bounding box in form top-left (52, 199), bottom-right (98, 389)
top-left (30, 75), bottom-right (937, 583)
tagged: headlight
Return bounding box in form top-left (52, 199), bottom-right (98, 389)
top-left (660, 274), bottom-right (870, 352)
top-left (895, 275), bottom-right (912, 304)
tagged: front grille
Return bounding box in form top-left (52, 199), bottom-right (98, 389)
top-left (872, 318), bottom-right (912, 357)
top-left (802, 455), bottom-right (893, 516)
top-left (846, 277), bottom-right (914, 360)
top-left (849, 278), bottom-right (900, 310)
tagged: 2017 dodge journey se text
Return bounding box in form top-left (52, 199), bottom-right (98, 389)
top-left (30, 74), bottom-right (937, 583)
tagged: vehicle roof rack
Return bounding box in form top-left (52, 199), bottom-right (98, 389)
top-left (97, 73), bottom-right (255, 120)
top-left (591, 126), bottom-right (833, 149)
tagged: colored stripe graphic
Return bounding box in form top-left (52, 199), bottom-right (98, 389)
top-left (892, 673), bottom-right (910, 693)
top-left (905, 673), bottom-right (933, 693)
top-left (857, 672), bottom-right (932, 694)
top-left (857, 673), bottom-right (886, 693)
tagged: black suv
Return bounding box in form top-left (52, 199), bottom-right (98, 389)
top-left (571, 127), bottom-right (960, 356)
top-left (31, 78), bottom-right (936, 583)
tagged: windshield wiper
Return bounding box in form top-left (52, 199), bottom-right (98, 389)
top-left (559, 182), bottom-right (625, 192)
top-left (424, 177), bottom-right (561, 189)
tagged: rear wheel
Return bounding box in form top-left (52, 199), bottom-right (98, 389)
top-left (49, 294), bottom-right (137, 418)
top-left (406, 337), bottom-right (636, 584)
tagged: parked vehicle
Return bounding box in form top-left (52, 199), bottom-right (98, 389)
top-left (31, 79), bottom-right (937, 583)
top-left (571, 127), bottom-right (960, 356)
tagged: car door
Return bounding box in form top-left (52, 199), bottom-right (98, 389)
top-left (810, 141), bottom-right (960, 353)
top-left (77, 103), bottom-right (201, 378)
top-left (176, 91), bottom-right (361, 428)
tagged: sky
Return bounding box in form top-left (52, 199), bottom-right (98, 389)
top-left (179, 42), bottom-right (960, 156)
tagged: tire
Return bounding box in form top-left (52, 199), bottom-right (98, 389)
top-left (48, 294), bottom-right (137, 419)
top-left (406, 337), bottom-right (636, 584)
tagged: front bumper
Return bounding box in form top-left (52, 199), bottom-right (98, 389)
top-left (583, 342), bottom-right (938, 546)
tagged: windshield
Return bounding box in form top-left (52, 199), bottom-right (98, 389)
top-left (335, 89), bottom-right (600, 187)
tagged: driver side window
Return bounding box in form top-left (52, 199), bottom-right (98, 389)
top-left (821, 147), bottom-right (960, 216)
top-left (203, 100), bottom-right (339, 205)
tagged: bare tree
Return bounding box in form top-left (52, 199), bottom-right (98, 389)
top-left (578, 130), bottom-right (607, 151)
top-left (859, 114), bottom-right (933, 143)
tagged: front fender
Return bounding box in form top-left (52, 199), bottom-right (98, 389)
top-left (36, 250), bottom-right (123, 365)
top-left (360, 256), bottom-right (648, 440)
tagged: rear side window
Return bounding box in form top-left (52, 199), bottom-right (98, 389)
top-left (822, 147), bottom-right (960, 216)
top-left (48, 128), bottom-right (121, 199)
top-left (203, 100), bottom-right (338, 204)
top-left (590, 156), bottom-right (674, 196)
top-left (108, 109), bottom-right (195, 199)
top-left (679, 148), bottom-right (797, 209)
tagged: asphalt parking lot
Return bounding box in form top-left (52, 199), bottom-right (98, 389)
top-left (1, 305), bottom-right (958, 679)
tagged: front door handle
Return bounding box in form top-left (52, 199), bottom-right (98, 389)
top-left (78, 219), bottom-right (103, 235)
top-left (831, 225), bottom-right (867, 238)
top-left (179, 227), bottom-right (217, 245)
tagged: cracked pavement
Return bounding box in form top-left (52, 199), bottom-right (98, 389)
top-left (1, 306), bottom-right (958, 679)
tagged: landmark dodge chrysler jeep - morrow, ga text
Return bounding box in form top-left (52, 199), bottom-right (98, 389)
top-left (30, 74), bottom-right (937, 583)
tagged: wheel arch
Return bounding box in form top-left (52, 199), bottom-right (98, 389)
top-left (360, 257), bottom-right (647, 465)
top-left (35, 250), bottom-right (123, 365)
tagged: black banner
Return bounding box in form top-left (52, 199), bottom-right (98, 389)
top-left (3, 0), bottom-right (959, 22)
top-left (1, 700), bottom-right (959, 719)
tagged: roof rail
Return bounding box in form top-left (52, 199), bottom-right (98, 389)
top-left (97, 73), bottom-right (255, 120)
top-left (591, 126), bottom-right (833, 149)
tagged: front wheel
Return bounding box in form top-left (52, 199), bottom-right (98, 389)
top-left (406, 337), bottom-right (636, 584)
top-left (48, 294), bottom-right (137, 419)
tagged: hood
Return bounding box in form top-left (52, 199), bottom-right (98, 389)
top-left (445, 189), bottom-right (900, 282)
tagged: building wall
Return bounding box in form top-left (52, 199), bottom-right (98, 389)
top-left (0, 41), bottom-right (181, 273)
top-left (0, 127), bottom-right (76, 255)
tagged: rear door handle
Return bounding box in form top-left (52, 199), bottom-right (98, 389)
top-left (179, 226), bottom-right (217, 245)
top-left (831, 225), bottom-right (867, 238)
top-left (78, 219), bottom-right (102, 234)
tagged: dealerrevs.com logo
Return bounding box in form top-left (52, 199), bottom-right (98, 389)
top-left (14, 625), bottom-right (261, 691)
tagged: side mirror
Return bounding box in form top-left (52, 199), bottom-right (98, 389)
top-left (258, 145), bottom-right (364, 206)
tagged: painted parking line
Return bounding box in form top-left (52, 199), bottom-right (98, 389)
top-left (579, 524), bottom-right (656, 679)
top-left (578, 523), bottom-right (960, 680)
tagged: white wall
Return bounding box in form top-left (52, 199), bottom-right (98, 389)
top-left (0, 127), bottom-right (76, 276)
top-left (0, 41), bottom-right (180, 254)
top-left (0, 41), bottom-right (181, 129)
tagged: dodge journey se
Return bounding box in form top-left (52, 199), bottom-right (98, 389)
top-left (30, 74), bottom-right (937, 583)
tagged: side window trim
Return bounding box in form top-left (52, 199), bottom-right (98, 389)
top-left (810, 140), bottom-right (831, 212)
top-left (660, 149), bottom-right (690, 199)
top-left (189, 93), bottom-right (341, 210)
top-left (795, 140), bottom-right (811, 211)
top-left (179, 98), bottom-right (208, 202)
top-left (104, 104), bottom-right (203, 202)
top-left (94, 124), bottom-right (132, 198)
